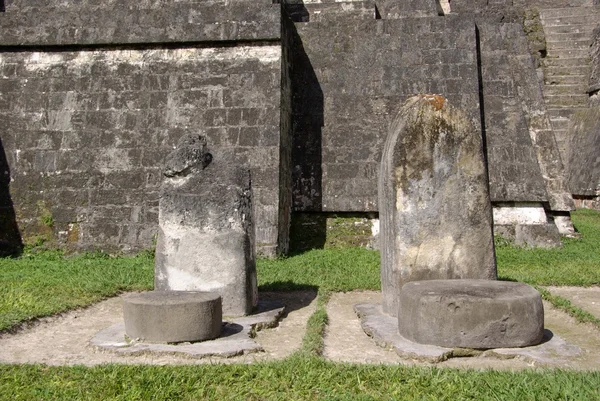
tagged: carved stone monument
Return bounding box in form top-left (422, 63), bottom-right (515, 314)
top-left (378, 95), bottom-right (497, 317)
top-left (155, 134), bottom-right (258, 316)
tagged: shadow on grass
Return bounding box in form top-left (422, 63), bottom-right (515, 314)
top-left (259, 281), bottom-right (319, 316)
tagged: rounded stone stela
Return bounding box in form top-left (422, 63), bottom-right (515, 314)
top-left (123, 291), bottom-right (222, 343)
top-left (398, 280), bottom-right (544, 349)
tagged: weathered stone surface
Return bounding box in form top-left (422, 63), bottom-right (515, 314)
top-left (122, 291), bottom-right (222, 343)
top-left (355, 301), bottom-right (580, 364)
top-left (589, 25), bottom-right (600, 100)
top-left (567, 107), bottom-right (600, 196)
top-left (398, 280), bottom-right (545, 349)
top-left (379, 95), bottom-right (496, 316)
top-left (291, 16), bottom-right (481, 213)
top-left (0, 46), bottom-right (283, 255)
top-left (94, 298), bottom-right (285, 358)
top-left (155, 135), bottom-right (258, 316)
top-left (0, 1), bottom-right (280, 46)
top-left (495, 223), bottom-right (562, 248)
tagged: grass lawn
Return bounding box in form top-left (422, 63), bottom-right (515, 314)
top-left (1, 210), bottom-right (600, 400)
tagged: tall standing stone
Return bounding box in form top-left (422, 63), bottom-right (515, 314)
top-left (379, 95), bottom-right (497, 317)
top-left (155, 134), bottom-right (258, 316)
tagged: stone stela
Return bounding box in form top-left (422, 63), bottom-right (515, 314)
top-left (367, 95), bottom-right (545, 350)
top-left (155, 134), bottom-right (258, 317)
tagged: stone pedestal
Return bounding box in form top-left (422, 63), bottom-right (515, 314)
top-left (123, 291), bottom-right (222, 343)
top-left (397, 280), bottom-right (544, 349)
top-left (378, 95), bottom-right (496, 316)
top-left (155, 135), bottom-right (258, 316)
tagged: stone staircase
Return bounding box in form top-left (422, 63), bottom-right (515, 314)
top-left (539, 6), bottom-right (600, 167)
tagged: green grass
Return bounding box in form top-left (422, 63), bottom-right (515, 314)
top-left (1, 210), bottom-right (600, 400)
top-left (496, 209), bottom-right (600, 286)
top-left (0, 249), bottom-right (153, 332)
top-left (536, 286), bottom-right (600, 330)
top-left (257, 247), bottom-right (380, 292)
top-left (0, 360), bottom-right (599, 401)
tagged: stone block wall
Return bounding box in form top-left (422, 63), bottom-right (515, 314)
top-left (0, 47), bottom-right (282, 253)
top-left (291, 15), bottom-right (481, 213)
top-left (0, 0), bottom-right (287, 255)
top-left (590, 25), bottom-right (600, 100)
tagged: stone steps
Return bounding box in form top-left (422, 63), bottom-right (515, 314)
top-left (545, 31), bottom-right (595, 42)
top-left (545, 75), bottom-right (588, 85)
top-left (543, 84), bottom-right (589, 95)
top-left (538, 5), bottom-right (598, 167)
top-left (540, 6), bottom-right (599, 18)
top-left (546, 107), bottom-right (589, 118)
top-left (540, 14), bottom-right (600, 26)
top-left (544, 94), bottom-right (590, 107)
top-left (544, 65), bottom-right (591, 76)
top-left (546, 39), bottom-right (592, 50)
top-left (543, 57), bottom-right (588, 67)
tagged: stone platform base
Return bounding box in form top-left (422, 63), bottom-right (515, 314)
top-left (123, 291), bottom-right (222, 343)
top-left (398, 280), bottom-right (544, 348)
top-left (92, 299), bottom-right (284, 358)
top-left (355, 303), bottom-right (581, 363)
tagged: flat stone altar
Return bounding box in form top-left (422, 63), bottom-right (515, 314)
top-left (93, 298), bottom-right (285, 358)
top-left (397, 280), bottom-right (544, 349)
top-left (123, 291), bottom-right (222, 343)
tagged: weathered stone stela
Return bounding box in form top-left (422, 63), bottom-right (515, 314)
top-left (155, 134), bottom-right (258, 316)
top-left (379, 95), bottom-right (497, 316)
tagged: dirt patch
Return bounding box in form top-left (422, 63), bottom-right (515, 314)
top-left (0, 291), bottom-right (317, 366)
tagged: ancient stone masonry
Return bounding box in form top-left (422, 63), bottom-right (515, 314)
top-left (379, 95), bottom-right (496, 316)
top-left (0, 0), bottom-right (288, 255)
top-left (0, 0), bottom-right (591, 254)
top-left (590, 25), bottom-right (600, 104)
top-left (155, 135), bottom-right (257, 316)
top-left (567, 107), bottom-right (600, 208)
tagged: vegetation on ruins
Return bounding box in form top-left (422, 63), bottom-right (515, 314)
top-left (1, 210), bottom-right (600, 400)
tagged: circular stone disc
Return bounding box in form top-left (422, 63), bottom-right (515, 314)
top-left (123, 291), bottom-right (222, 343)
top-left (398, 280), bottom-right (544, 349)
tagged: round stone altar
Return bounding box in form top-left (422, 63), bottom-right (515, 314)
top-left (123, 291), bottom-right (222, 343)
top-left (398, 280), bottom-right (544, 349)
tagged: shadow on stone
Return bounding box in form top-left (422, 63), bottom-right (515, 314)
top-left (0, 136), bottom-right (23, 257)
top-left (220, 323), bottom-right (244, 338)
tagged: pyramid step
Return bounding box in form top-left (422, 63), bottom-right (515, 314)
top-left (548, 118), bottom-right (572, 131)
top-left (543, 24), bottom-right (599, 34)
top-left (544, 94), bottom-right (590, 107)
top-left (544, 65), bottom-right (590, 75)
top-left (544, 74), bottom-right (588, 85)
top-left (543, 84), bottom-right (589, 95)
top-left (539, 7), bottom-right (600, 19)
top-left (542, 57), bottom-right (589, 67)
top-left (546, 107), bottom-right (589, 118)
top-left (545, 31), bottom-right (597, 42)
top-left (546, 49), bottom-right (590, 58)
top-left (540, 14), bottom-right (600, 26)
top-left (546, 39), bottom-right (593, 50)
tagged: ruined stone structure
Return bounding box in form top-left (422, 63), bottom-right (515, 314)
top-left (155, 134), bottom-right (258, 316)
top-left (379, 95), bottom-right (496, 316)
top-left (0, 0), bottom-right (598, 255)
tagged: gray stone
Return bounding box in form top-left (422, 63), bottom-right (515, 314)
top-left (589, 25), bottom-right (600, 96)
top-left (567, 107), bottom-right (600, 196)
top-left (494, 223), bottom-right (562, 248)
top-left (378, 95), bottom-right (496, 316)
top-left (397, 280), bottom-right (545, 349)
top-left (155, 135), bottom-right (258, 316)
top-left (93, 299), bottom-right (285, 358)
top-left (122, 291), bottom-right (222, 343)
top-left (355, 302), bottom-right (580, 364)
